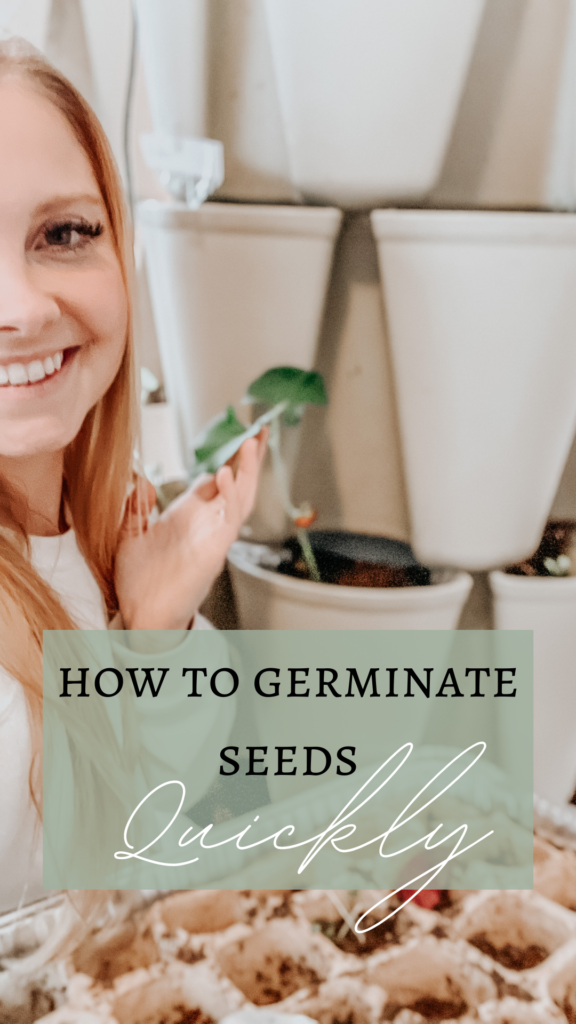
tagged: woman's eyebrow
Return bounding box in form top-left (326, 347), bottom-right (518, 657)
top-left (33, 193), bottom-right (106, 216)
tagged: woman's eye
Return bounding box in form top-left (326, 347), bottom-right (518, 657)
top-left (46, 225), bottom-right (79, 246)
top-left (41, 219), bottom-right (104, 251)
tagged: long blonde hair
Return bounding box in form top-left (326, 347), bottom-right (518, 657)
top-left (0, 41), bottom-right (139, 842)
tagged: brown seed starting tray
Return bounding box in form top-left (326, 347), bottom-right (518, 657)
top-left (1, 837), bottom-right (576, 1024)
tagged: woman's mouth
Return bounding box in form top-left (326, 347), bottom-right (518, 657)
top-left (0, 348), bottom-right (75, 387)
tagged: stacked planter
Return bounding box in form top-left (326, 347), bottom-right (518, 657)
top-left (135, 0), bottom-right (484, 628)
top-left (136, 0), bottom-right (576, 812)
top-left (490, 571), bottom-right (576, 807)
top-left (138, 201), bottom-right (341, 454)
top-left (371, 210), bottom-right (576, 570)
top-left (135, 0), bottom-right (485, 443)
top-left (261, 0), bottom-right (485, 208)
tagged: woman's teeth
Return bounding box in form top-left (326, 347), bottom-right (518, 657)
top-left (0, 351), bottom-right (64, 386)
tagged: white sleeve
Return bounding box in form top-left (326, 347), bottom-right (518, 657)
top-left (0, 671), bottom-right (43, 913)
top-left (109, 625), bottom-right (234, 812)
top-left (108, 611), bottom-right (215, 631)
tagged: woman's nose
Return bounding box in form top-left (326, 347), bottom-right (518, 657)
top-left (0, 252), bottom-right (60, 340)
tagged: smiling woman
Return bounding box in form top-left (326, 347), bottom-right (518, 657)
top-left (0, 37), bottom-right (266, 917)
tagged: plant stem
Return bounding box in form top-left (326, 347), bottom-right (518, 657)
top-left (296, 527), bottom-right (322, 583)
top-left (268, 415), bottom-right (299, 518)
top-left (268, 415), bottom-right (322, 582)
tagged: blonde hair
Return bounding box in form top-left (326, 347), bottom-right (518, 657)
top-left (0, 40), bottom-right (141, 930)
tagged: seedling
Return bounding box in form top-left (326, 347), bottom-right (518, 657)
top-left (192, 366), bottom-right (328, 581)
top-left (506, 520), bottom-right (575, 578)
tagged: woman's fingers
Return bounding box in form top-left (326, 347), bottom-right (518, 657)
top-left (120, 477), bottom-right (158, 538)
top-left (215, 464), bottom-right (240, 524)
top-left (233, 436), bottom-right (263, 519)
top-left (162, 426), bottom-right (267, 538)
top-left (192, 474), bottom-right (219, 501)
top-left (256, 425), bottom-right (269, 462)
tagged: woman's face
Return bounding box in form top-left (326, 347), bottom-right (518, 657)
top-left (0, 77), bottom-right (128, 458)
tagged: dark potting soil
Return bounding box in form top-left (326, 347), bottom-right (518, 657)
top-left (157, 1010), bottom-right (215, 1024)
top-left (384, 995), bottom-right (468, 1021)
top-left (506, 518), bottom-right (576, 577)
top-left (0, 987), bottom-right (57, 1024)
top-left (275, 532), bottom-right (431, 587)
top-left (489, 971), bottom-right (535, 1003)
top-left (316, 908), bottom-right (407, 956)
top-left (469, 932), bottom-right (549, 971)
top-left (253, 956), bottom-right (322, 1004)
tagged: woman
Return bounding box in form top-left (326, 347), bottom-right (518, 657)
top-left (0, 38), bottom-right (266, 914)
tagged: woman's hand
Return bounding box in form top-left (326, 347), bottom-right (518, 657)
top-left (115, 430), bottom-right (267, 630)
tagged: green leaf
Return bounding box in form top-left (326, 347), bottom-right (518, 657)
top-left (194, 406), bottom-right (247, 464)
top-left (246, 367), bottom-right (328, 409)
top-left (192, 402), bottom-right (287, 476)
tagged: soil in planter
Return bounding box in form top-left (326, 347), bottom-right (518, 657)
top-left (489, 971), bottom-right (534, 1003)
top-left (157, 1011), bottom-right (214, 1024)
top-left (383, 995), bottom-right (468, 1021)
top-left (0, 986), bottom-right (57, 1024)
top-left (506, 519), bottom-right (576, 577)
top-left (252, 956), bottom-right (322, 1005)
top-left (469, 932), bottom-right (548, 971)
top-left (315, 902), bottom-right (412, 956)
top-left (276, 532), bottom-right (431, 587)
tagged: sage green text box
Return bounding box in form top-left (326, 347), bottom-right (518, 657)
top-left (43, 629), bottom-right (533, 891)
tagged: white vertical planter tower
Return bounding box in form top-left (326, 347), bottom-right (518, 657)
top-left (139, 202), bottom-right (341, 456)
top-left (263, 0), bottom-right (485, 208)
top-left (372, 210), bottom-right (576, 570)
top-left (491, 571), bottom-right (576, 806)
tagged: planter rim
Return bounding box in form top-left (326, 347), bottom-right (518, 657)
top-left (228, 545), bottom-right (472, 612)
top-left (371, 208), bottom-right (576, 245)
top-left (138, 199), bottom-right (342, 238)
top-left (490, 569), bottom-right (576, 600)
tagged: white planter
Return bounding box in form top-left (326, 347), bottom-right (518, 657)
top-left (0, 0), bottom-right (52, 52)
top-left (372, 209), bottom-right (576, 570)
top-left (141, 403), bottom-right (186, 484)
top-left (490, 570), bottom-right (576, 806)
top-left (79, 0), bottom-right (134, 179)
top-left (134, 0), bottom-right (208, 138)
top-left (228, 542), bottom-right (472, 631)
top-left (209, 0), bottom-right (297, 204)
top-left (228, 542), bottom-right (472, 802)
top-left (546, 0), bottom-right (576, 210)
top-left (263, 0), bottom-right (485, 208)
top-left (139, 201), bottom-right (341, 455)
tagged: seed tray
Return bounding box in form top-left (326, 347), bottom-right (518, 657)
top-left (1, 822), bottom-right (576, 1024)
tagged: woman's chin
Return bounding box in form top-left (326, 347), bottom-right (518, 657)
top-left (0, 420), bottom-right (81, 460)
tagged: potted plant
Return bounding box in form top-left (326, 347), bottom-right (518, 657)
top-left (371, 208), bottom-right (576, 571)
top-left (191, 366), bottom-right (473, 632)
top-left (490, 520), bottom-right (576, 808)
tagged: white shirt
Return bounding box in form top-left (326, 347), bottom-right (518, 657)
top-left (0, 530), bottom-right (226, 913)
